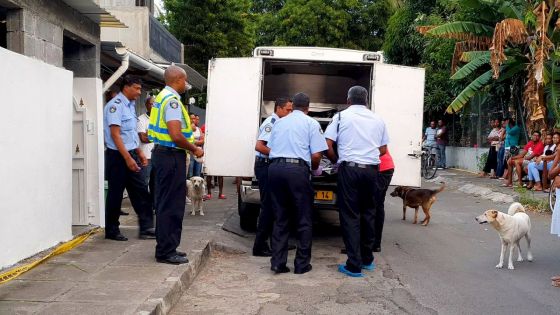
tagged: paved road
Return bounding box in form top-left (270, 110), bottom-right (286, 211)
top-left (171, 180), bottom-right (560, 315)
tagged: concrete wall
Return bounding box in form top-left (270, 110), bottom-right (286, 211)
top-left (446, 146), bottom-right (486, 173)
top-left (74, 78), bottom-right (105, 227)
top-left (5, 0), bottom-right (100, 76)
top-left (0, 47), bottom-right (73, 268)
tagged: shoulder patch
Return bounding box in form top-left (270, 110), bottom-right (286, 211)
top-left (169, 100), bottom-right (179, 109)
top-left (264, 124), bottom-right (272, 133)
top-left (109, 105), bottom-right (117, 113)
top-left (114, 99), bottom-right (122, 104)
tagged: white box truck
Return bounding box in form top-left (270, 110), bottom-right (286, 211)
top-left (204, 46), bottom-right (425, 230)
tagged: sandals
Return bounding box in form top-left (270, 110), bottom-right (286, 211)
top-left (490, 176), bottom-right (499, 179)
top-left (501, 183), bottom-right (513, 187)
top-left (219, 194), bottom-right (227, 200)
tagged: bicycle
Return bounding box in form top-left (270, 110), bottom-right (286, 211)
top-left (409, 145), bottom-right (439, 180)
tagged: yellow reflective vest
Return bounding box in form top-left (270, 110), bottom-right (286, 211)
top-left (148, 88), bottom-right (194, 148)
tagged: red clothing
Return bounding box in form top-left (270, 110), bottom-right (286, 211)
top-left (523, 141), bottom-right (544, 157)
top-left (200, 124), bottom-right (206, 134)
top-left (380, 150), bottom-right (395, 172)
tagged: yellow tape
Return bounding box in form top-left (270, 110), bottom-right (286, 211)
top-left (0, 227), bottom-right (101, 284)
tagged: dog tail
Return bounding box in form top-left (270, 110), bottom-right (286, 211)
top-left (433, 182), bottom-right (445, 194)
top-left (507, 202), bottom-right (526, 215)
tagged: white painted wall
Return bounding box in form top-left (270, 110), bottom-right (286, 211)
top-left (446, 146), bottom-right (487, 173)
top-left (0, 47), bottom-right (73, 268)
top-left (73, 78), bottom-right (105, 227)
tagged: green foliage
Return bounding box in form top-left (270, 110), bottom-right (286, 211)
top-left (260, 0), bottom-right (392, 51)
top-left (382, 6), bottom-right (424, 65)
top-left (426, 21), bottom-right (494, 38)
top-left (451, 52), bottom-right (490, 80)
top-left (476, 151), bottom-right (488, 171)
top-left (163, 0), bottom-right (256, 75)
top-left (447, 70), bottom-right (493, 113)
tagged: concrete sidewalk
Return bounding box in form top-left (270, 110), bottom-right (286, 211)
top-left (0, 183), bottom-right (239, 315)
top-left (429, 168), bottom-right (550, 206)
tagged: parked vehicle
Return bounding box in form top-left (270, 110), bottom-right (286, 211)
top-left (204, 46), bottom-right (426, 230)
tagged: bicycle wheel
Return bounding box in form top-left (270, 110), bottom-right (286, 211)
top-left (424, 155), bottom-right (438, 179)
top-left (549, 188), bottom-right (556, 213)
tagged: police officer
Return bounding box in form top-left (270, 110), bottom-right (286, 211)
top-left (325, 86), bottom-right (389, 277)
top-left (252, 97), bottom-right (293, 257)
top-left (104, 75), bottom-right (155, 241)
top-left (149, 65), bottom-right (203, 265)
top-left (267, 93), bottom-right (327, 274)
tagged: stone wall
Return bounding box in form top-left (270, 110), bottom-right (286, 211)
top-left (4, 0), bottom-right (100, 76)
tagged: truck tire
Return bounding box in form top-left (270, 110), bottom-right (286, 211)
top-left (238, 193), bottom-right (260, 231)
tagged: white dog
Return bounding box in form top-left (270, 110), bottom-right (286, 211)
top-left (187, 176), bottom-right (206, 216)
top-left (475, 202), bottom-right (533, 270)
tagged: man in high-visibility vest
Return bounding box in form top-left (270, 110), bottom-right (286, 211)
top-left (149, 65), bottom-right (203, 265)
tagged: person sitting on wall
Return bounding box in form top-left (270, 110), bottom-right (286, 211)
top-left (526, 132), bottom-right (559, 191)
top-left (502, 131), bottom-right (544, 188)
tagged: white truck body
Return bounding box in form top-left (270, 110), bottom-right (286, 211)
top-left (204, 46), bottom-right (424, 187)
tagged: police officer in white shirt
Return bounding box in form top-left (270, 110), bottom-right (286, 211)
top-left (325, 86), bottom-right (389, 278)
top-left (252, 98), bottom-right (293, 257)
top-left (267, 93), bottom-right (327, 275)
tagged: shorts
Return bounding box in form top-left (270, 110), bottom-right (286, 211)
top-left (522, 160), bottom-right (531, 169)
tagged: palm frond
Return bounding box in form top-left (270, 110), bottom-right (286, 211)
top-left (446, 70), bottom-right (494, 113)
top-left (451, 53), bottom-right (491, 80)
top-left (426, 21), bottom-right (494, 42)
top-left (460, 51), bottom-right (490, 62)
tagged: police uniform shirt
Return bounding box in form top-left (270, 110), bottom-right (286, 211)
top-left (162, 86), bottom-right (187, 129)
top-left (104, 92), bottom-right (140, 151)
top-left (268, 110), bottom-right (328, 165)
top-left (255, 113), bottom-right (280, 158)
top-left (324, 105), bottom-right (389, 165)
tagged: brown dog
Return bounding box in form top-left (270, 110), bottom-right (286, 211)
top-left (389, 183), bottom-right (445, 226)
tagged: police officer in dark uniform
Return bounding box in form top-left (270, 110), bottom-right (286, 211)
top-left (325, 86), bottom-right (389, 277)
top-left (252, 98), bottom-right (293, 257)
top-left (267, 93), bottom-right (327, 274)
top-left (103, 75), bottom-right (155, 241)
top-left (149, 65), bottom-right (203, 265)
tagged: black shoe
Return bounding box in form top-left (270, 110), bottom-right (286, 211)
top-left (119, 210), bottom-right (129, 216)
top-left (139, 228), bottom-right (156, 239)
top-left (156, 254), bottom-right (189, 265)
top-left (176, 251), bottom-right (187, 257)
top-left (373, 247), bottom-right (381, 253)
top-left (271, 265), bottom-right (290, 274)
top-left (253, 248), bottom-right (272, 257)
top-left (288, 244), bottom-right (296, 251)
top-left (294, 264), bottom-right (312, 274)
top-left (105, 233), bottom-right (128, 241)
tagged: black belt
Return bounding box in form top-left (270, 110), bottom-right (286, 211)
top-left (271, 158), bottom-right (308, 167)
top-left (255, 156), bottom-right (270, 163)
top-left (342, 161), bottom-right (379, 169)
top-left (153, 144), bottom-right (184, 153)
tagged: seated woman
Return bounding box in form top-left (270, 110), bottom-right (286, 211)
top-left (527, 132), bottom-right (559, 191)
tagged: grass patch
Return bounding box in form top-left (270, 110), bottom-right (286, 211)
top-left (513, 187), bottom-right (551, 213)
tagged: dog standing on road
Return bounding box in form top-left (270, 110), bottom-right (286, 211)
top-left (475, 202), bottom-right (533, 270)
top-left (389, 183), bottom-right (445, 226)
top-left (187, 176), bottom-right (206, 216)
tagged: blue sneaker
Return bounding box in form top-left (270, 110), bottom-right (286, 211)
top-left (362, 262), bottom-right (376, 271)
top-left (337, 264), bottom-right (364, 278)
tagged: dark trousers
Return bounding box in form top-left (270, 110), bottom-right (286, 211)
top-left (105, 149), bottom-right (154, 236)
top-left (338, 163), bottom-right (379, 273)
top-left (374, 169), bottom-right (394, 249)
top-left (496, 146), bottom-right (506, 177)
top-left (152, 146), bottom-right (187, 259)
top-left (483, 146), bottom-right (498, 174)
top-left (268, 161), bottom-right (313, 270)
top-left (253, 160), bottom-right (273, 251)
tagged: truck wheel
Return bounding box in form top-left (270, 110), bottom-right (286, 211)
top-left (238, 194), bottom-right (259, 231)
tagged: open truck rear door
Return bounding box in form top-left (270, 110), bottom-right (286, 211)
top-left (204, 58), bottom-right (263, 177)
top-left (372, 63), bottom-right (425, 187)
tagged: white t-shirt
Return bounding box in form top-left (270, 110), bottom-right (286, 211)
top-left (137, 113), bottom-right (154, 159)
